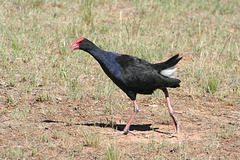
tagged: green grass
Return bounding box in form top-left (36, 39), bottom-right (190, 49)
top-left (206, 74), bottom-right (220, 94)
top-left (11, 105), bottom-right (31, 120)
top-left (6, 95), bottom-right (17, 107)
top-left (1, 0), bottom-right (239, 99)
top-left (105, 143), bottom-right (122, 160)
top-left (36, 92), bottom-right (53, 102)
top-left (219, 123), bottom-right (239, 138)
top-left (80, 127), bottom-right (101, 147)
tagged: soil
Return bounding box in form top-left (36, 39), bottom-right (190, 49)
top-left (0, 84), bottom-right (239, 159)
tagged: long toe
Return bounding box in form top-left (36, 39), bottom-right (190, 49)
top-left (173, 110), bottom-right (183, 114)
top-left (169, 114), bottom-right (180, 138)
top-left (102, 130), bottom-right (137, 136)
top-left (169, 129), bottom-right (177, 138)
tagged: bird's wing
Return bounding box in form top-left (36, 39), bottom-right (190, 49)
top-left (116, 54), bottom-right (180, 93)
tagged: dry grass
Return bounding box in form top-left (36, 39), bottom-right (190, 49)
top-left (0, 0), bottom-right (239, 159)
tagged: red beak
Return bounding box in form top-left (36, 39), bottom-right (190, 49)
top-left (70, 43), bottom-right (79, 52)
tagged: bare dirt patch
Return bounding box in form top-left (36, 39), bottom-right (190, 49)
top-left (0, 85), bottom-right (239, 159)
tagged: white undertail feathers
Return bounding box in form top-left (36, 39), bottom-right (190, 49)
top-left (161, 66), bottom-right (177, 78)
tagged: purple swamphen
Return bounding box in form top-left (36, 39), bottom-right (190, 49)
top-left (71, 37), bottom-right (182, 137)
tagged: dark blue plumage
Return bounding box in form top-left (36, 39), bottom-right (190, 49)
top-left (71, 37), bottom-right (182, 137)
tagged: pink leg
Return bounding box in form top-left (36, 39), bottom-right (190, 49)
top-left (105, 100), bottom-right (139, 135)
top-left (122, 100), bottom-right (139, 135)
top-left (160, 88), bottom-right (181, 137)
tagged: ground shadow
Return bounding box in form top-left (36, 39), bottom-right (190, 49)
top-left (42, 120), bottom-right (170, 135)
top-left (79, 122), bottom-right (154, 131)
top-left (42, 120), bottom-right (63, 123)
top-left (78, 122), bottom-right (170, 135)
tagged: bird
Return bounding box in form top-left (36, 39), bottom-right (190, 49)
top-left (70, 37), bottom-right (182, 137)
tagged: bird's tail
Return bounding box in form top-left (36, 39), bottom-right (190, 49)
top-left (161, 67), bottom-right (177, 78)
top-left (160, 54), bottom-right (182, 79)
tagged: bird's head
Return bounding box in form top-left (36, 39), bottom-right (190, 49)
top-left (70, 37), bottom-right (93, 52)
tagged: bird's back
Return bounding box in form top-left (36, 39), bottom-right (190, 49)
top-left (116, 54), bottom-right (181, 94)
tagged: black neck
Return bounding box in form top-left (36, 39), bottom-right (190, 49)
top-left (82, 42), bottom-right (106, 62)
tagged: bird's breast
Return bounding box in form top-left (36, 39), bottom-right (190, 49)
top-left (96, 54), bottom-right (126, 85)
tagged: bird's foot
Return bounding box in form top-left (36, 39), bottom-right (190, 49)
top-left (123, 129), bottom-right (137, 135)
top-left (173, 110), bottom-right (183, 114)
top-left (169, 111), bottom-right (182, 138)
top-left (102, 129), bottom-right (137, 136)
top-left (169, 128), bottom-right (177, 138)
top-left (169, 120), bottom-right (183, 138)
